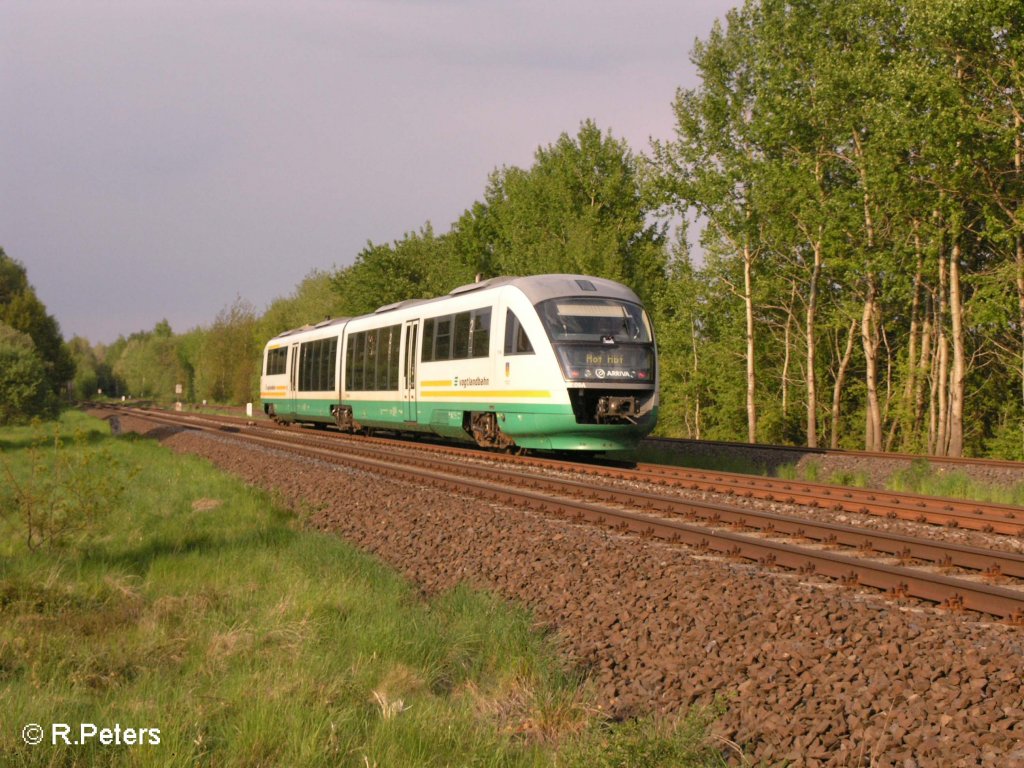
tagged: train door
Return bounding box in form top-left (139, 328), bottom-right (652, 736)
top-left (402, 320), bottom-right (419, 422)
top-left (288, 342), bottom-right (300, 416)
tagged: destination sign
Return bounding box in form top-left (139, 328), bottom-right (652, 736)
top-left (556, 345), bottom-right (653, 383)
top-left (582, 351), bottom-right (627, 367)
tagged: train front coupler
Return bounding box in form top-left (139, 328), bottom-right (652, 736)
top-left (595, 395), bottom-right (638, 424)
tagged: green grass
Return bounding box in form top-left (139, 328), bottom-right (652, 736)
top-left (768, 463), bottom-right (808, 483)
top-left (774, 458), bottom-right (1024, 506)
top-left (0, 411), bottom-right (728, 767)
top-left (886, 458), bottom-right (1024, 506)
top-left (778, 457), bottom-right (1024, 504)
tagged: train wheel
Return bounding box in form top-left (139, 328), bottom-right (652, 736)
top-left (469, 412), bottom-right (517, 452)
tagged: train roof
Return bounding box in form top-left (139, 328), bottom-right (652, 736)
top-left (501, 274), bottom-right (641, 305)
top-left (437, 273), bottom-right (641, 306)
top-left (265, 274), bottom-right (642, 343)
top-left (269, 315), bottom-right (350, 341)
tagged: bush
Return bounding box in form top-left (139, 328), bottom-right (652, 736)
top-left (984, 403), bottom-right (1024, 461)
top-left (0, 421), bottom-right (132, 550)
top-left (0, 324), bottom-right (57, 424)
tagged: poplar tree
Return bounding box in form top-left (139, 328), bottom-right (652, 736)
top-left (652, 0), bottom-right (1023, 457)
top-left (651, 9), bottom-right (763, 442)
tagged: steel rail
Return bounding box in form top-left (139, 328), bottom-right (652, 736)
top-left (117, 408), bottom-right (1024, 622)
top-left (121, 406), bottom-right (1024, 576)
top-left (242, 412), bottom-right (1024, 536)
top-left (124, 406), bottom-right (1024, 536)
top-left (251, 426), bottom-right (1024, 580)
top-left (626, 465), bottom-right (1024, 536)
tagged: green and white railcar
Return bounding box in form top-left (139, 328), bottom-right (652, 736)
top-left (259, 274), bottom-right (658, 452)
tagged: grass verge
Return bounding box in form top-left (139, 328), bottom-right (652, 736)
top-left (886, 458), bottom-right (1024, 506)
top-left (0, 411), bottom-right (728, 767)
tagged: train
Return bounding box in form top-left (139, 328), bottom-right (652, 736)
top-left (259, 274), bottom-right (658, 452)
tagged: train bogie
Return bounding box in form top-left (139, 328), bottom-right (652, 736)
top-left (259, 275), bottom-right (658, 452)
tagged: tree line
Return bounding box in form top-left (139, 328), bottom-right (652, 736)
top-left (3, 0), bottom-right (1022, 458)
top-left (0, 250), bottom-right (74, 423)
top-left (650, 0), bottom-right (1023, 458)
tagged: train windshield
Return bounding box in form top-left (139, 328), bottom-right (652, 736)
top-left (536, 298), bottom-right (655, 383)
top-left (538, 298), bottom-right (652, 343)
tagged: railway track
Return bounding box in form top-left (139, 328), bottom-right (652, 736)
top-left (625, 465), bottom-right (1024, 536)
top-left (337, 433), bottom-right (1024, 536)
top-left (112, 406), bottom-right (1024, 623)
top-left (151, 406), bottom-right (1024, 536)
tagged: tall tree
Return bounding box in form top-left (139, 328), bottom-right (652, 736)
top-left (111, 321), bottom-right (186, 401)
top-left (465, 120), bottom-right (667, 305)
top-left (652, 9), bottom-right (764, 442)
top-left (195, 298), bottom-right (259, 404)
top-left (0, 323), bottom-right (57, 423)
top-left (257, 270), bottom-right (345, 339)
top-left (0, 248), bottom-right (74, 394)
top-left (652, 0), bottom-right (1024, 456)
top-left (332, 224), bottom-right (473, 316)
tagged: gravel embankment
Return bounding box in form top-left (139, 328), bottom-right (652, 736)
top-left (113, 414), bottom-right (1024, 768)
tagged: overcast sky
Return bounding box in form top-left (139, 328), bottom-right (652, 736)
top-left (1, 1), bottom-right (735, 343)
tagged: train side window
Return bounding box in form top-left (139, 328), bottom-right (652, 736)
top-left (316, 343), bottom-right (322, 387)
top-left (378, 327), bottom-right (387, 390)
top-left (358, 332), bottom-right (368, 391)
top-left (265, 347), bottom-right (287, 376)
top-left (318, 340), bottom-right (327, 388)
top-left (345, 335), bottom-right (355, 390)
top-left (326, 337), bottom-right (338, 390)
top-left (470, 308), bottom-right (491, 358)
top-left (424, 311), bottom-right (491, 361)
top-left (299, 342), bottom-right (311, 390)
top-left (346, 334), bottom-right (355, 390)
top-left (299, 340), bottom-right (314, 390)
top-left (351, 332), bottom-right (366, 391)
top-left (308, 341), bottom-right (320, 390)
top-left (373, 328), bottom-right (383, 390)
top-left (376, 328), bottom-right (386, 389)
top-left (298, 338), bottom-right (337, 391)
top-left (316, 340), bottom-right (325, 390)
top-left (453, 312), bottom-right (471, 359)
top-left (504, 310), bottom-right (534, 355)
top-left (434, 317), bottom-right (452, 361)
top-left (312, 342), bottom-right (322, 390)
top-left (358, 331), bottom-right (370, 391)
top-left (422, 318), bottom-right (435, 363)
top-left (387, 324), bottom-right (400, 390)
top-left (370, 328), bottom-right (380, 390)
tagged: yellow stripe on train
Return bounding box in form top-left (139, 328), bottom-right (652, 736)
top-left (420, 390), bottom-right (551, 399)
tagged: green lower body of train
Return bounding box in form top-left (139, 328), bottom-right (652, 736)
top-left (262, 396), bottom-right (656, 452)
